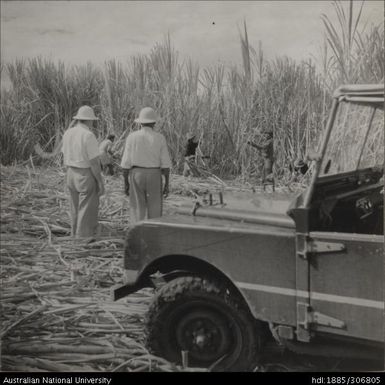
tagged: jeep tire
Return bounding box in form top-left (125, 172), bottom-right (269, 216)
top-left (145, 276), bottom-right (262, 371)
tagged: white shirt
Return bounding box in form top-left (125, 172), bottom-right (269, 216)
top-left (62, 123), bottom-right (100, 168)
top-left (121, 126), bottom-right (172, 169)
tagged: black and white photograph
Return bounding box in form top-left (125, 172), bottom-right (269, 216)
top-left (0, 0), bottom-right (384, 377)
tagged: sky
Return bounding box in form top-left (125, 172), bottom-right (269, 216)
top-left (1, 0), bottom-right (384, 83)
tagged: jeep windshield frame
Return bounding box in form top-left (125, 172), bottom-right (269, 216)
top-left (302, 84), bottom-right (384, 209)
top-left (319, 100), bottom-right (384, 177)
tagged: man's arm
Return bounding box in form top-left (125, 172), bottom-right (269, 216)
top-left (160, 135), bottom-right (172, 197)
top-left (123, 168), bottom-right (130, 196)
top-left (161, 168), bottom-right (170, 197)
top-left (90, 157), bottom-right (105, 196)
top-left (120, 136), bottom-right (132, 170)
top-left (86, 133), bottom-right (105, 196)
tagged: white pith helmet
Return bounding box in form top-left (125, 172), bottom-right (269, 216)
top-left (134, 107), bottom-right (158, 124)
top-left (73, 105), bottom-right (99, 120)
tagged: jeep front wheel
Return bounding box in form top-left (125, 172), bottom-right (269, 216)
top-left (145, 276), bottom-right (262, 371)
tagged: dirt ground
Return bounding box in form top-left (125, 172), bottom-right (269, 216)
top-left (0, 165), bottom-right (383, 372)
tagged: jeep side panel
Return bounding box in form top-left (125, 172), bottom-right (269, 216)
top-left (134, 215), bottom-right (297, 326)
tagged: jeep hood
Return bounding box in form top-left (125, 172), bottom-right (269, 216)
top-left (175, 190), bottom-right (297, 229)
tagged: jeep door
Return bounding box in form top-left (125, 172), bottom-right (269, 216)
top-left (308, 231), bottom-right (383, 342)
top-left (308, 96), bottom-right (384, 343)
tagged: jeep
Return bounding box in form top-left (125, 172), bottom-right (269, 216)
top-left (113, 84), bottom-right (384, 371)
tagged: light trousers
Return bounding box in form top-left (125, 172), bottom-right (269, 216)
top-left (66, 167), bottom-right (99, 238)
top-left (129, 168), bottom-right (162, 223)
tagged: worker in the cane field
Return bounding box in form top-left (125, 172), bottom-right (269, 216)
top-left (183, 132), bottom-right (200, 177)
top-left (288, 157), bottom-right (310, 184)
top-left (99, 134), bottom-right (116, 176)
top-left (247, 127), bottom-right (274, 183)
top-left (121, 107), bottom-right (172, 223)
top-left (292, 158), bottom-right (309, 177)
top-left (61, 105), bottom-right (104, 238)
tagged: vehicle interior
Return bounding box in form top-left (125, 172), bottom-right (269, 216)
top-left (309, 168), bottom-right (384, 235)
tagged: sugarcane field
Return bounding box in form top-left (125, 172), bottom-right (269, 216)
top-left (1, 0), bottom-right (384, 378)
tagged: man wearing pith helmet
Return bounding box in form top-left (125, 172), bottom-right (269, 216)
top-left (121, 107), bottom-right (171, 222)
top-left (61, 105), bottom-right (104, 238)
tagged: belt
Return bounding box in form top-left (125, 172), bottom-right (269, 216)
top-left (132, 166), bottom-right (160, 169)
